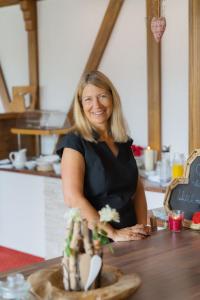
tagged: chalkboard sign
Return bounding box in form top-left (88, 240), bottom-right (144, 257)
top-left (164, 149), bottom-right (200, 221)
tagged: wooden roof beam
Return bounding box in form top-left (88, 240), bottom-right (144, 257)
top-left (66, 0), bottom-right (124, 125)
top-left (0, 64), bottom-right (11, 111)
top-left (146, 0), bottom-right (162, 157)
top-left (0, 0), bottom-right (42, 7)
top-left (0, 0), bottom-right (19, 7)
top-left (19, 0), bottom-right (39, 108)
top-left (20, 0), bottom-right (37, 31)
top-left (189, 0), bottom-right (200, 153)
top-left (83, 0), bottom-right (124, 73)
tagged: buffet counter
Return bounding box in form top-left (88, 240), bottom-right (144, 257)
top-left (1, 229), bottom-right (200, 300)
top-left (0, 167), bottom-right (166, 193)
top-left (0, 168), bottom-right (166, 258)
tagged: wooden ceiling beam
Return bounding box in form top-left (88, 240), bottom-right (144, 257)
top-left (0, 0), bottom-right (19, 7)
top-left (0, 0), bottom-right (39, 112)
top-left (0, 64), bottom-right (11, 111)
top-left (20, 0), bottom-right (37, 31)
top-left (19, 0), bottom-right (39, 109)
top-left (66, 0), bottom-right (124, 125)
top-left (83, 0), bottom-right (124, 73)
top-left (189, 0), bottom-right (200, 153)
top-left (146, 0), bottom-right (162, 157)
top-left (0, 0), bottom-right (42, 7)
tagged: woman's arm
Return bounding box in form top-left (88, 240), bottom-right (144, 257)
top-left (61, 148), bottom-right (148, 241)
top-left (133, 178), bottom-right (148, 225)
top-left (61, 148), bottom-right (115, 239)
top-left (61, 148), bottom-right (99, 222)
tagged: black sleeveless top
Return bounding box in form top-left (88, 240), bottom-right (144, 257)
top-left (56, 132), bottom-right (138, 229)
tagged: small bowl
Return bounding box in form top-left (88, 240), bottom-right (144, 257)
top-left (36, 161), bottom-right (53, 172)
top-left (39, 154), bottom-right (60, 164)
top-left (53, 162), bottom-right (61, 175)
top-left (25, 161), bottom-right (36, 170)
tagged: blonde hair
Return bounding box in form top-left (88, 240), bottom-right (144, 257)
top-left (73, 70), bottom-right (128, 142)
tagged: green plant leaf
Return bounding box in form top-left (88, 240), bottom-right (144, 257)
top-left (99, 235), bottom-right (109, 245)
top-left (65, 246), bottom-right (71, 257)
top-left (92, 230), bottom-right (99, 240)
top-left (99, 229), bottom-right (107, 236)
top-left (65, 233), bottom-right (72, 257)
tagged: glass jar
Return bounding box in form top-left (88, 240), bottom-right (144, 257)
top-left (0, 274), bottom-right (36, 300)
top-left (160, 158), bottom-right (171, 184)
top-left (171, 153), bottom-right (184, 179)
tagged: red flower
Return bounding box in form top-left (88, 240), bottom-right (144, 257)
top-left (131, 145), bottom-right (144, 157)
top-left (192, 212), bottom-right (200, 224)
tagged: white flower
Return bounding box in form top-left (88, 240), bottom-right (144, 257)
top-left (64, 208), bottom-right (82, 224)
top-left (99, 205), bottom-right (120, 223)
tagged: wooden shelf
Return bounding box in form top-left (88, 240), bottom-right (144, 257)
top-left (11, 127), bottom-right (70, 136)
top-left (10, 127), bottom-right (70, 156)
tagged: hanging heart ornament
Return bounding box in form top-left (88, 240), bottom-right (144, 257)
top-left (151, 16), bottom-right (166, 43)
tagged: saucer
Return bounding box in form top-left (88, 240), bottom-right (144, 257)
top-left (25, 161), bottom-right (37, 170)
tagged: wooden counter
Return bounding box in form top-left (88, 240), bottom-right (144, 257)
top-left (142, 178), bottom-right (166, 193)
top-left (0, 167), bottom-right (166, 193)
top-left (0, 167), bottom-right (60, 179)
top-left (1, 229), bottom-right (200, 299)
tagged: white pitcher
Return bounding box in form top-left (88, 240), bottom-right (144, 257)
top-left (9, 149), bottom-right (27, 169)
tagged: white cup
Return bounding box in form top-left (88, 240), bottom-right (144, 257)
top-left (53, 162), bottom-right (61, 175)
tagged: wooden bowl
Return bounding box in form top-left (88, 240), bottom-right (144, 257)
top-left (28, 264), bottom-right (141, 300)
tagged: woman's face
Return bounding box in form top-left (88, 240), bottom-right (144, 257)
top-left (81, 84), bottom-right (113, 131)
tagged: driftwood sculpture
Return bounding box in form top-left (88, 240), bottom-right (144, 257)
top-left (62, 216), bottom-right (101, 291)
top-left (62, 206), bottom-right (120, 291)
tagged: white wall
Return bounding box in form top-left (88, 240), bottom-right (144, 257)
top-left (99, 0), bottom-right (147, 145)
top-left (38, 0), bottom-right (108, 112)
top-left (0, 0), bottom-right (188, 154)
top-left (0, 5), bottom-right (28, 109)
top-left (162, 0), bottom-right (188, 155)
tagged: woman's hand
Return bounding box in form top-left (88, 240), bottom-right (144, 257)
top-left (112, 224), bottom-right (151, 242)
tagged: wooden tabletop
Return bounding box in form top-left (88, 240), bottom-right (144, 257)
top-left (1, 229), bottom-right (200, 299)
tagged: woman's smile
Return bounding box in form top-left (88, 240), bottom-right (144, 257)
top-left (82, 84), bottom-right (113, 130)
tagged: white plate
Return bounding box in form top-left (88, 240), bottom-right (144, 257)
top-left (25, 161), bottom-right (37, 170)
top-left (0, 164), bottom-right (13, 169)
top-left (0, 159), bottom-right (10, 165)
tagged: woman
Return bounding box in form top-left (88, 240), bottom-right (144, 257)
top-left (57, 70), bottom-right (148, 242)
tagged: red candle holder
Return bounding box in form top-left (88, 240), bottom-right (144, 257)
top-left (168, 210), bottom-right (184, 232)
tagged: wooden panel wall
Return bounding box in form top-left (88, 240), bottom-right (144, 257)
top-left (189, 0), bottom-right (200, 153)
top-left (146, 0), bottom-right (161, 157)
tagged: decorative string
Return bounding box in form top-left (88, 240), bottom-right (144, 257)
top-left (152, 0), bottom-right (166, 18)
top-left (157, 0), bottom-right (160, 18)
